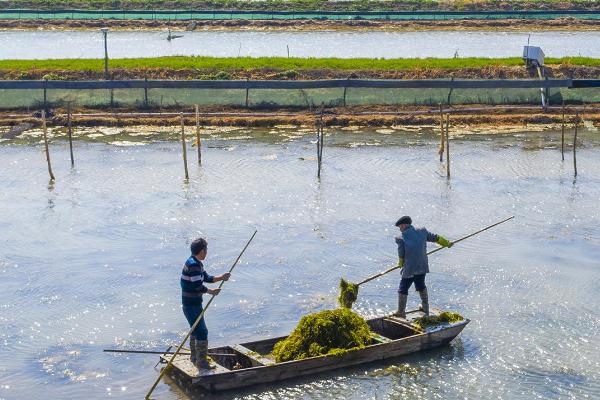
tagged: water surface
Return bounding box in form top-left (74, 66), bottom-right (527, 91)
top-left (0, 126), bottom-right (599, 399)
top-left (1, 30), bottom-right (599, 59)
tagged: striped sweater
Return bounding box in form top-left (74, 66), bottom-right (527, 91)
top-left (180, 256), bottom-right (215, 306)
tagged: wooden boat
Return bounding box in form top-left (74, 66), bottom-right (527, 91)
top-left (160, 307), bottom-right (469, 392)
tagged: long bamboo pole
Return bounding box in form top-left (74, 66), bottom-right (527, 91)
top-left (356, 216), bottom-right (514, 286)
top-left (195, 105), bottom-right (202, 165)
top-left (42, 110), bottom-right (55, 182)
top-left (180, 113), bottom-right (189, 180)
top-left (144, 230), bottom-right (257, 399)
top-left (104, 349), bottom-right (238, 357)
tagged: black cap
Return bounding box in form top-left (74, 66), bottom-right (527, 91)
top-left (395, 216), bottom-right (412, 226)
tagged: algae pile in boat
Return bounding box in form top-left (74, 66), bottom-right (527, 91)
top-left (338, 278), bottom-right (359, 308)
top-left (412, 311), bottom-right (463, 331)
top-left (272, 308), bottom-right (372, 362)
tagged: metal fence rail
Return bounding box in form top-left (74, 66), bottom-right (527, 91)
top-left (1, 9), bottom-right (600, 21)
top-left (1, 79), bottom-right (598, 109)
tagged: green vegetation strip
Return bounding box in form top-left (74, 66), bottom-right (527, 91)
top-left (2, 0), bottom-right (599, 12)
top-left (1, 56), bottom-right (599, 72)
top-left (272, 308), bottom-right (372, 362)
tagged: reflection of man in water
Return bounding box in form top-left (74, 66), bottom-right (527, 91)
top-left (394, 216), bottom-right (453, 318)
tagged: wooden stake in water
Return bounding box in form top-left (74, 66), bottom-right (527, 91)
top-left (67, 102), bottom-right (74, 167)
top-left (195, 105), bottom-right (202, 165)
top-left (42, 110), bottom-right (55, 181)
top-left (561, 101), bottom-right (565, 161)
top-left (316, 114), bottom-right (324, 178)
top-left (438, 104), bottom-right (445, 162)
top-left (144, 230), bottom-right (257, 400)
top-left (445, 113), bottom-right (450, 178)
top-left (573, 112), bottom-right (579, 177)
top-left (180, 113), bottom-right (189, 180)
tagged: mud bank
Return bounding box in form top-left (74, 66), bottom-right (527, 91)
top-left (2, 105), bottom-right (598, 130)
top-left (1, 17), bottom-right (599, 32)
top-left (2, 64), bottom-right (599, 81)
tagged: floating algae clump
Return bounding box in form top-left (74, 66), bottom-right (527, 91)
top-left (338, 278), bottom-right (359, 308)
top-left (272, 308), bottom-right (372, 362)
top-left (412, 311), bottom-right (464, 331)
top-left (369, 364), bottom-right (419, 377)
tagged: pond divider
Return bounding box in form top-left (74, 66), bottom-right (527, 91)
top-left (32, 104), bottom-right (589, 182)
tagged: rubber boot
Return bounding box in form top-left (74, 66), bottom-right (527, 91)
top-left (189, 336), bottom-right (197, 365)
top-left (195, 340), bottom-right (215, 370)
top-left (394, 294), bottom-right (408, 318)
top-left (418, 288), bottom-right (429, 316)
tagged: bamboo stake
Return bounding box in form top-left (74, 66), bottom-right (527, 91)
top-left (561, 101), bottom-right (565, 161)
top-left (573, 112), bottom-right (579, 177)
top-left (356, 216), bottom-right (514, 286)
top-left (320, 117), bottom-right (325, 168)
top-left (144, 230), bottom-right (257, 400)
top-left (180, 113), bottom-right (189, 181)
top-left (195, 105), bottom-right (201, 165)
top-left (42, 110), bottom-right (55, 182)
top-left (316, 114), bottom-right (324, 178)
top-left (67, 102), bottom-right (74, 167)
top-left (438, 104), bottom-right (445, 162)
top-left (445, 113), bottom-right (450, 178)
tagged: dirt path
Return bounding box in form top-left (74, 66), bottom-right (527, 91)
top-left (1, 17), bottom-right (600, 32)
top-left (3, 64), bottom-right (599, 81)
top-left (2, 105), bottom-right (598, 129)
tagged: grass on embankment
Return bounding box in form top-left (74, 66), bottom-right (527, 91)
top-left (1, 56), bottom-right (600, 73)
top-left (2, 0), bottom-right (600, 12)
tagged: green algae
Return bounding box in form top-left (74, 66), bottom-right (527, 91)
top-left (369, 364), bottom-right (419, 377)
top-left (272, 308), bottom-right (372, 362)
top-left (338, 278), bottom-right (359, 309)
top-left (412, 311), bottom-right (464, 331)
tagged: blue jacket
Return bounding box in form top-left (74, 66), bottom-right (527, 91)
top-left (181, 256), bottom-right (214, 306)
top-left (396, 225), bottom-right (439, 278)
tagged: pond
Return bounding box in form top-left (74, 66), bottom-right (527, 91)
top-left (0, 125), bottom-right (599, 399)
top-left (1, 30), bottom-right (599, 59)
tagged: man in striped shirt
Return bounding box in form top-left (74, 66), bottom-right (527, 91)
top-left (182, 238), bottom-right (230, 370)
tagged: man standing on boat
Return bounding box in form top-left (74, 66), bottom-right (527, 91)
top-left (394, 216), bottom-right (453, 318)
top-left (181, 238), bottom-right (231, 370)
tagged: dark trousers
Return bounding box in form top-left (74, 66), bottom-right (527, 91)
top-left (398, 274), bottom-right (426, 295)
top-left (182, 303), bottom-right (208, 340)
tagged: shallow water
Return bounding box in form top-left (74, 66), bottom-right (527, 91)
top-left (1, 30), bottom-right (600, 59)
top-left (1, 126), bottom-right (599, 399)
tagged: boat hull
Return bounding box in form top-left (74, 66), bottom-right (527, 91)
top-left (162, 309), bottom-right (469, 392)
